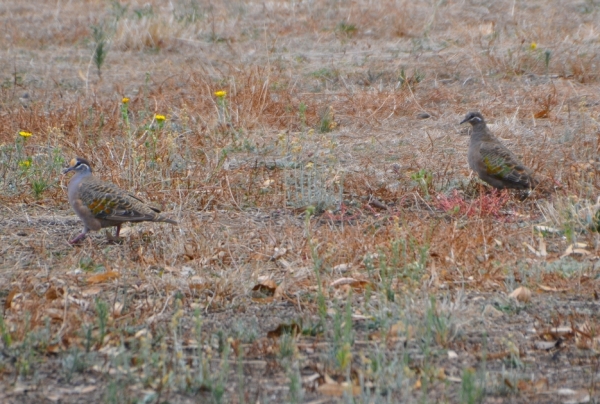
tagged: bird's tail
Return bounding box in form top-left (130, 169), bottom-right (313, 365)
top-left (157, 216), bottom-right (178, 225)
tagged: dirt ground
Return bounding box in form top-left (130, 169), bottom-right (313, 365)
top-left (1, 1), bottom-right (600, 403)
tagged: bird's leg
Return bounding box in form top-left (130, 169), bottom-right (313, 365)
top-left (105, 224), bottom-right (122, 243)
top-left (69, 227), bottom-right (89, 244)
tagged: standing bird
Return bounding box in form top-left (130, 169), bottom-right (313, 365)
top-left (460, 112), bottom-right (537, 190)
top-left (63, 157), bottom-right (177, 244)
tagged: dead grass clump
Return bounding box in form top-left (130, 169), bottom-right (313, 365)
top-left (113, 14), bottom-right (184, 52)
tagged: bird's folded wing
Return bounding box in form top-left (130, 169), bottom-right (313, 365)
top-left (127, 193), bottom-right (161, 213)
top-left (480, 142), bottom-right (531, 186)
top-left (80, 181), bottom-right (158, 222)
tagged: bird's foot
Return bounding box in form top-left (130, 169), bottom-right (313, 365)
top-left (69, 234), bottom-right (87, 245)
top-left (105, 230), bottom-right (123, 244)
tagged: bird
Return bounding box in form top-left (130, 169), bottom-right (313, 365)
top-left (460, 112), bottom-right (537, 190)
top-left (63, 157), bottom-right (177, 244)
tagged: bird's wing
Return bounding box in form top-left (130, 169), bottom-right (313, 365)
top-left (479, 141), bottom-right (533, 187)
top-left (126, 193), bottom-right (161, 213)
top-left (79, 180), bottom-right (159, 222)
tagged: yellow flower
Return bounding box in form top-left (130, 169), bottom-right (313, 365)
top-left (19, 160), bottom-right (31, 168)
top-left (122, 97), bottom-right (130, 104)
top-left (155, 114), bottom-right (166, 122)
top-left (305, 162), bottom-right (314, 169)
top-left (530, 42), bottom-right (537, 50)
top-left (214, 90), bottom-right (227, 98)
top-left (19, 131), bottom-right (32, 138)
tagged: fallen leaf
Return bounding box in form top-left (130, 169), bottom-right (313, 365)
top-left (509, 286), bottom-right (532, 303)
top-left (330, 277), bottom-right (370, 290)
top-left (273, 279), bottom-right (286, 299)
top-left (80, 385), bottom-right (97, 394)
top-left (112, 302), bottom-right (124, 317)
top-left (271, 247), bottom-right (287, 260)
top-left (5, 289), bottom-right (19, 310)
top-left (251, 296), bottom-right (274, 304)
top-left (45, 308), bottom-right (64, 320)
top-left (333, 263), bottom-right (351, 272)
top-left (45, 287), bottom-right (61, 300)
top-left (538, 237), bottom-right (547, 257)
top-left (81, 287), bottom-right (102, 297)
top-left (87, 271), bottom-right (120, 284)
top-left (523, 242), bottom-right (539, 256)
top-left (253, 279), bottom-right (277, 291)
top-left (523, 240), bottom-right (547, 258)
top-left (46, 344), bottom-right (62, 354)
top-left (482, 305), bottom-right (504, 319)
top-left (532, 377), bottom-right (548, 393)
top-left (134, 329), bottom-right (152, 339)
top-left (251, 279), bottom-right (277, 299)
top-left (534, 340), bottom-right (559, 350)
top-left (517, 379), bottom-right (531, 391)
top-left (555, 388), bottom-right (591, 404)
top-left (478, 351), bottom-right (509, 360)
top-left (560, 243), bottom-right (589, 259)
top-left (538, 284), bottom-right (568, 292)
top-left (331, 277), bottom-right (358, 287)
top-left (267, 322), bottom-right (301, 339)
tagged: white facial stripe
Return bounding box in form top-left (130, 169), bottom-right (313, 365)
top-left (471, 116), bottom-right (482, 122)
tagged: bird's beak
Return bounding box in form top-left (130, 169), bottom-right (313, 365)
top-left (62, 166), bottom-right (75, 174)
top-left (459, 117), bottom-right (469, 124)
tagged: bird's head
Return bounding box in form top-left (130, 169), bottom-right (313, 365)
top-left (63, 157), bottom-right (92, 175)
top-left (460, 112), bottom-right (485, 126)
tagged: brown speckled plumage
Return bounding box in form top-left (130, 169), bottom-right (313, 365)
top-left (63, 157), bottom-right (177, 244)
top-left (460, 112), bottom-right (537, 190)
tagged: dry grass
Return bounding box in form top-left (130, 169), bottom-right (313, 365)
top-left (1, 0), bottom-right (600, 403)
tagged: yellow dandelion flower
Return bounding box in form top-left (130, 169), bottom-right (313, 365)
top-left (122, 97), bottom-right (130, 104)
top-left (155, 114), bottom-right (166, 122)
top-left (214, 90), bottom-right (227, 98)
top-left (530, 42), bottom-right (537, 50)
top-left (19, 160), bottom-right (31, 168)
top-left (19, 131), bottom-right (32, 138)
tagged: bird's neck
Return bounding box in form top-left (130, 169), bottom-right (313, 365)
top-left (77, 170), bottom-right (93, 181)
top-left (471, 123), bottom-right (494, 140)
